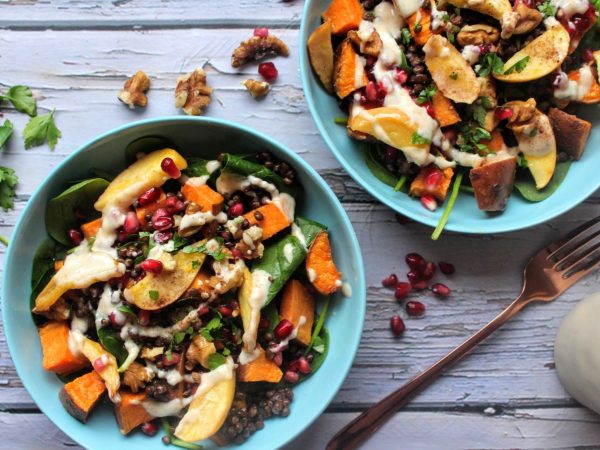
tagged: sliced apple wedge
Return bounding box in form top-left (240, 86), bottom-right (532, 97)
top-left (447, 0), bottom-right (511, 20)
top-left (494, 25), bottom-right (570, 83)
top-left (79, 337), bottom-right (120, 399)
top-left (239, 267), bottom-right (253, 333)
top-left (123, 249), bottom-right (206, 310)
top-left (175, 358), bottom-right (236, 442)
top-left (424, 35), bottom-right (480, 104)
top-left (94, 148), bottom-right (187, 211)
top-left (524, 151), bottom-right (557, 190)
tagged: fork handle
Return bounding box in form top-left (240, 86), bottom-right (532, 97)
top-left (326, 296), bottom-right (528, 450)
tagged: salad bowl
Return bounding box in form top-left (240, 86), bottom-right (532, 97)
top-left (2, 116), bottom-right (366, 450)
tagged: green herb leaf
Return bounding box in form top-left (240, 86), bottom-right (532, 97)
top-left (472, 105), bottom-right (487, 127)
top-left (117, 305), bottom-right (138, 323)
top-left (97, 327), bottom-right (128, 366)
top-left (173, 331), bottom-right (187, 345)
top-left (477, 53), bottom-right (504, 77)
top-left (0, 166), bottom-right (18, 211)
top-left (4, 85), bottom-right (37, 116)
top-left (362, 144), bottom-right (400, 188)
top-left (182, 238), bottom-right (226, 261)
top-left (334, 117), bottom-right (348, 125)
top-left (515, 160), bottom-right (571, 202)
top-left (191, 260), bottom-right (201, 269)
top-left (538, 0), bottom-right (556, 18)
top-left (393, 175), bottom-right (408, 192)
top-left (411, 132), bottom-right (432, 145)
top-left (399, 50), bottom-right (412, 72)
top-left (449, 72), bottom-right (458, 80)
top-left (431, 172), bottom-right (463, 241)
top-left (312, 335), bottom-right (325, 354)
top-left (23, 109), bottom-right (61, 150)
top-left (0, 120), bottom-right (13, 150)
top-left (207, 353), bottom-right (227, 370)
top-left (480, 96), bottom-right (493, 109)
top-left (401, 27), bottom-right (412, 46)
top-left (503, 56), bottom-right (530, 75)
top-left (222, 347), bottom-right (231, 356)
top-left (149, 290), bottom-right (159, 300)
top-left (306, 296), bottom-right (330, 355)
top-left (417, 85), bottom-right (437, 104)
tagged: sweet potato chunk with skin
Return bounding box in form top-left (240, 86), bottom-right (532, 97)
top-left (322, 0), bottom-right (363, 35)
top-left (39, 321), bottom-right (89, 375)
top-left (182, 183), bottom-right (224, 215)
top-left (470, 156), bottom-right (517, 211)
top-left (115, 391), bottom-right (153, 434)
top-left (548, 108), bottom-right (592, 160)
top-left (306, 231), bottom-right (341, 295)
top-left (238, 347), bottom-right (282, 383)
top-left (59, 371), bottom-right (106, 423)
top-left (81, 218), bottom-right (102, 240)
top-left (280, 279), bottom-right (315, 346)
top-left (334, 39), bottom-right (368, 99)
top-left (431, 92), bottom-right (460, 127)
top-left (409, 166), bottom-right (455, 202)
top-left (407, 6), bottom-right (435, 47)
top-left (244, 203), bottom-right (291, 239)
top-left (308, 22), bottom-right (335, 93)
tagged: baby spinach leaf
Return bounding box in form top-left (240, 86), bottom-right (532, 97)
top-left (124, 135), bottom-right (175, 164)
top-left (30, 238), bottom-right (67, 324)
top-left (305, 296), bottom-right (330, 354)
top-left (262, 301), bottom-right (280, 333)
top-left (361, 144), bottom-right (399, 188)
top-left (296, 328), bottom-right (329, 384)
top-left (252, 235), bottom-right (307, 306)
top-left (294, 216), bottom-right (327, 249)
top-left (515, 161), bottom-right (571, 202)
top-left (97, 327), bottom-right (128, 366)
top-left (45, 177), bottom-right (109, 245)
top-left (207, 353), bottom-right (227, 370)
top-left (185, 158), bottom-right (211, 177)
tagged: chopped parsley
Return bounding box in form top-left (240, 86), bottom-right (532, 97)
top-left (148, 290), bottom-right (159, 300)
top-left (207, 353), bottom-right (227, 370)
top-left (538, 0), bottom-right (556, 18)
top-left (191, 260), bottom-right (201, 269)
top-left (417, 85), bottom-right (437, 104)
top-left (182, 237), bottom-right (226, 261)
top-left (117, 305), bottom-right (138, 323)
top-left (199, 317), bottom-right (223, 342)
top-left (412, 132), bottom-right (432, 145)
top-left (476, 53), bottom-right (504, 77)
top-left (449, 72), bottom-right (459, 80)
top-left (400, 28), bottom-right (413, 46)
top-left (503, 56), bottom-right (530, 75)
top-left (480, 96), bottom-right (493, 109)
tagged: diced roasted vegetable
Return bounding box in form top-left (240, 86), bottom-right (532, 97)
top-left (470, 156), bottom-right (517, 211)
top-left (244, 203), bottom-right (291, 240)
top-left (115, 391), bottom-right (153, 435)
top-left (431, 91), bottom-right (460, 127)
top-left (280, 279), bottom-right (315, 346)
top-left (409, 166), bottom-right (455, 202)
top-left (306, 231), bottom-right (341, 295)
top-left (322, 0), bottom-right (363, 35)
top-left (548, 108), bottom-right (592, 160)
top-left (81, 218), bottom-right (102, 240)
top-left (38, 321), bottom-right (89, 375)
top-left (59, 371), bottom-right (106, 422)
top-left (238, 347), bottom-right (283, 383)
top-left (334, 39), bottom-right (368, 99)
top-left (407, 5), bottom-right (435, 46)
top-left (182, 183), bottom-right (224, 215)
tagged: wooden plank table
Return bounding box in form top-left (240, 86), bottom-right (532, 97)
top-left (1, 1), bottom-right (600, 448)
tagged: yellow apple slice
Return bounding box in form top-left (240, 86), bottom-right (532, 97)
top-left (494, 25), bottom-right (570, 83)
top-left (175, 359), bottom-right (236, 442)
top-left (239, 267), bottom-right (253, 333)
top-left (123, 248), bottom-right (205, 310)
top-left (447, 0), bottom-right (511, 20)
top-left (79, 337), bottom-right (120, 399)
top-left (94, 148), bottom-right (187, 211)
top-left (424, 35), bottom-right (480, 104)
top-left (524, 151), bottom-right (557, 190)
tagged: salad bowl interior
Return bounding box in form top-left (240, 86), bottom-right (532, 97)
top-left (2, 117), bottom-right (365, 450)
top-left (300, 0), bottom-right (600, 234)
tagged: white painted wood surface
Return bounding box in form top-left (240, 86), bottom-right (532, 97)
top-left (1, 1), bottom-right (600, 449)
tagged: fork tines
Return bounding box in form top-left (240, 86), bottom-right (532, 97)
top-left (548, 217), bottom-right (600, 277)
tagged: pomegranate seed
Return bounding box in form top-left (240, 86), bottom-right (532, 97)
top-left (438, 261), bottom-right (455, 275)
top-left (432, 283), bottom-right (451, 297)
top-left (390, 315), bottom-right (405, 336)
top-left (139, 309), bottom-right (151, 326)
top-left (231, 247), bottom-right (243, 259)
top-left (218, 305), bottom-right (233, 317)
top-left (495, 107), bottom-right (513, 121)
top-left (137, 187), bottom-right (161, 206)
top-left (406, 301), bottom-right (426, 316)
top-left (123, 211), bottom-right (140, 234)
top-left (253, 27), bottom-right (269, 38)
top-left (377, 81), bottom-right (388, 98)
top-left (274, 319), bottom-right (294, 340)
top-left (422, 261), bottom-right (436, 280)
top-left (406, 253), bottom-right (426, 272)
top-left (109, 311), bottom-right (126, 327)
top-left (394, 282), bottom-right (411, 300)
top-left (284, 370), bottom-right (299, 383)
top-left (258, 62), bottom-right (278, 81)
top-left (411, 280), bottom-right (428, 290)
top-left (165, 196), bottom-right (185, 214)
top-left (425, 169), bottom-right (442, 188)
top-left (141, 259), bottom-right (163, 275)
top-left (228, 202), bottom-right (244, 217)
top-left (154, 231), bottom-right (173, 244)
top-left (407, 270), bottom-right (421, 283)
top-left (117, 230), bottom-right (129, 243)
top-left (161, 157), bottom-right (181, 179)
top-left (141, 421), bottom-right (159, 436)
top-left (296, 357), bottom-right (311, 375)
top-left (365, 81), bottom-right (379, 102)
top-left (443, 127), bottom-right (458, 144)
top-left (152, 215), bottom-right (174, 231)
top-left (583, 48), bottom-right (595, 63)
top-left (162, 352), bottom-right (181, 366)
top-left (366, 56), bottom-right (377, 67)
top-left (273, 352), bottom-right (283, 366)
top-left (197, 305), bottom-right (210, 316)
top-left (259, 317), bottom-right (270, 329)
top-left (421, 194), bottom-right (438, 211)
top-left (423, 101), bottom-right (435, 118)
top-left (92, 355), bottom-right (108, 372)
top-left (394, 69), bottom-right (408, 84)
top-left (68, 229), bottom-right (83, 245)
top-left (382, 273), bottom-right (398, 287)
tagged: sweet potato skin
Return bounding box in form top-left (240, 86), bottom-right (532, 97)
top-left (306, 231), bottom-right (341, 295)
top-left (409, 166), bottom-right (455, 202)
top-left (182, 183), bottom-right (224, 215)
top-left (334, 39), bottom-right (368, 99)
top-left (322, 0), bottom-right (363, 35)
top-left (244, 203), bottom-right (291, 239)
top-left (308, 21), bottom-right (335, 93)
top-left (59, 371), bottom-right (106, 423)
top-left (115, 391), bottom-right (153, 435)
top-left (39, 321), bottom-right (89, 375)
top-left (470, 157), bottom-right (517, 211)
top-left (280, 280), bottom-right (315, 346)
top-left (548, 108), bottom-right (592, 160)
top-left (237, 347), bottom-right (282, 383)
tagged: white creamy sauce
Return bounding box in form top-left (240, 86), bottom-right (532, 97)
top-left (551, 0), bottom-right (590, 19)
top-left (290, 223), bottom-right (308, 249)
top-left (449, 148), bottom-right (487, 168)
top-left (515, 113), bottom-right (556, 157)
top-left (272, 193), bottom-right (295, 222)
top-left (355, 54), bottom-right (367, 88)
top-left (392, 0), bottom-right (421, 18)
top-left (186, 176), bottom-right (209, 187)
top-left (342, 282), bottom-right (353, 298)
top-left (239, 270), bottom-right (272, 365)
top-left (141, 396), bottom-right (194, 418)
top-left (179, 210), bottom-right (228, 234)
top-left (555, 292), bottom-right (600, 416)
top-left (68, 315), bottom-right (89, 356)
top-left (269, 316), bottom-right (307, 354)
top-left (544, 16), bottom-right (561, 28)
top-left (212, 258), bottom-right (246, 292)
top-left (283, 243), bottom-right (295, 263)
top-left (554, 66), bottom-right (594, 101)
top-left (121, 309), bottom-right (200, 341)
top-left (368, 2), bottom-right (404, 67)
top-left (95, 285), bottom-right (123, 329)
top-left (146, 362), bottom-right (194, 386)
top-left (54, 244), bottom-right (124, 290)
top-left (307, 268), bottom-right (317, 283)
top-left (206, 160), bottom-right (221, 174)
top-left (174, 357), bottom-right (236, 433)
top-left (430, 3), bottom-right (449, 31)
top-left (461, 45), bottom-right (482, 65)
top-left (216, 172), bottom-right (248, 195)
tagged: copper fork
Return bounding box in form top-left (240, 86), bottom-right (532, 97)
top-left (327, 217), bottom-right (600, 450)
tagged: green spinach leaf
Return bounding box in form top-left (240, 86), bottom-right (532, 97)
top-left (294, 216), bottom-right (327, 249)
top-left (124, 135), bottom-right (175, 164)
top-left (515, 160), bottom-right (571, 202)
top-left (361, 144), bottom-right (399, 188)
top-left (97, 327), bottom-right (128, 366)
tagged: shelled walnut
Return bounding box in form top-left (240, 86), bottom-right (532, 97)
top-left (118, 71), bottom-right (150, 109)
top-left (243, 79), bottom-right (270, 98)
top-left (231, 35), bottom-right (289, 68)
top-left (175, 68), bottom-right (212, 116)
top-left (123, 362), bottom-right (154, 393)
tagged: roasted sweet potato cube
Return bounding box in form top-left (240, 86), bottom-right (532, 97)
top-left (115, 391), bottom-right (153, 434)
top-left (182, 183), bottom-right (224, 215)
top-left (39, 321), bottom-right (89, 375)
top-left (237, 347), bottom-right (282, 383)
top-left (548, 108), bottom-right (592, 160)
top-left (280, 279), bottom-right (315, 346)
top-left (59, 371), bottom-right (106, 422)
top-left (243, 203), bottom-right (291, 240)
top-left (409, 166), bottom-right (455, 202)
top-left (81, 218), bottom-right (102, 240)
top-left (470, 156), bottom-right (517, 211)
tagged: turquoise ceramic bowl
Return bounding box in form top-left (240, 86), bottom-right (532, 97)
top-left (2, 117), bottom-right (365, 450)
top-left (300, 0), bottom-right (600, 234)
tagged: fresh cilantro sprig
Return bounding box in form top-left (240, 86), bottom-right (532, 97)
top-left (417, 85), bottom-right (437, 104)
top-left (182, 237), bottom-right (226, 261)
top-left (503, 56), bottom-right (530, 75)
top-left (412, 132), bottom-right (432, 145)
top-left (0, 85), bottom-right (37, 117)
top-left (400, 28), bottom-right (412, 46)
top-left (456, 123), bottom-right (493, 154)
top-left (0, 120), bottom-right (13, 150)
top-left (0, 166), bottom-right (18, 211)
top-left (207, 352), bottom-right (227, 370)
top-left (199, 316), bottom-right (223, 342)
top-left (23, 109), bottom-right (61, 150)
top-left (476, 53), bottom-right (504, 77)
top-left (538, 0), bottom-right (556, 18)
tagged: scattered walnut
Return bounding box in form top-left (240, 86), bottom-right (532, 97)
top-left (118, 71), bottom-right (150, 109)
top-left (504, 98), bottom-right (537, 125)
top-left (175, 68), bottom-right (212, 116)
top-left (41, 297), bottom-right (70, 321)
top-left (231, 35), bottom-right (289, 68)
top-left (457, 24), bottom-right (500, 47)
top-left (500, 11), bottom-right (520, 40)
top-left (186, 335), bottom-right (216, 370)
top-left (140, 346), bottom-right (164, 361)
top-left (512, 3), bottom-right (543, 35)
top-left (350, 29), bottom-right (382, 57)
top-left (243, 79), bottom-right (270, 98)
top-left (123, 362), bottom-right (154, 393)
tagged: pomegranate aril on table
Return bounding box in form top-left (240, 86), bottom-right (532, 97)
top-left (405, 253), bottom-right (426, 272)
top-left (406, 301), bottom-right (426, 317)
top-left (258, 62), bottom-right (278, 81)
top-left (394, 282), bottom-right (411, 300)
top-left (382, 273), bottom-right (398, 287)
top-left (432, 283), bottom-right (451, 297)
top-left (438, 261), bottom-right (455, 275)
top-left (390, 315), bottom-right (405, 336)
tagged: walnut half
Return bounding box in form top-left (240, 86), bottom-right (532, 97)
top-left (175, 68), bottom-right (212, 116)
top-left (243, 79), bottom-right (270, 98)
top-left (456, 24), bottom-right (500, 47)
top-left (118, 71), bottom-right (150, 109)
top-left (231, 35), bottom-right (289, 68)
top-left (123, 362), bottom-right (154, 393)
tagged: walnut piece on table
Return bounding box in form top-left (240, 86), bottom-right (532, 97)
top-left (123, 362), bottom-right (154, 393)
top-left (231, 35), bottom-right (289, 68)
top-left (118, 71), bottom-right (150, 109)
top-left (243, 79), bottom-right (270, 98)
top-left (175, 67), bottom-right (213, 116)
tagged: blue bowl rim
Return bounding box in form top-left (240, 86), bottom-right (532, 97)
top-left (2, 115), bottom-right (366, 450)
top-left (299, 0), bottom-right (600, 234)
